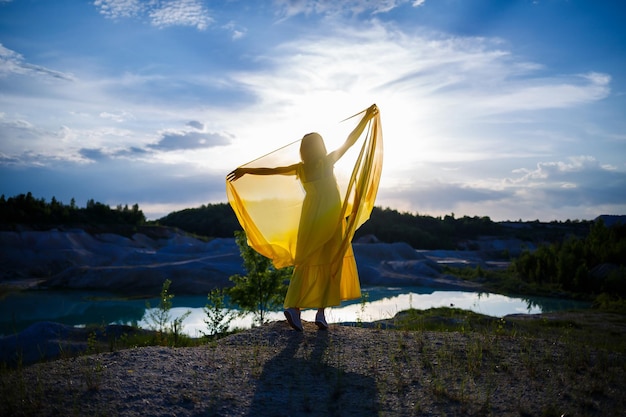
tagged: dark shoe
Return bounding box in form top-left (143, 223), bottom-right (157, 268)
top-left (284, 308), bottom-right (303, 332)
top-left (315, 311), bottom-right (328, 330)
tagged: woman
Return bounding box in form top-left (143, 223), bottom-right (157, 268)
top-left (227, 104), bottom-right (381, 331)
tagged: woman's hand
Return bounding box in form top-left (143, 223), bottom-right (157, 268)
top-left (366, 103), bottom-right (379, 117)
top-left (226, 168), bottom-right (246, 182)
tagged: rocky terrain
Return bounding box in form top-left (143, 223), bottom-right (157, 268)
top-left (2, 313), bottom-right (625, 417)
top-left (0, 228), bottom-right (531, 296)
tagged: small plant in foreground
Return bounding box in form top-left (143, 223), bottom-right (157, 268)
top-left (228, 231), bottom-right (290, 325)
top-left (145, 279), bottom-right (191, 344)
top-left (356, 291), bottom-right (370, 326)
top-left (202, 287), bottom-right (234, 337)
top-left (82, 357), bottom-right (104, 391)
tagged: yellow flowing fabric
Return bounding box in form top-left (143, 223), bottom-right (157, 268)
top-left (226, 104), bottom-right (383, 308)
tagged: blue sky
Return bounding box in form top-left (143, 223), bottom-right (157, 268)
top-left (1, 0), bottom-right (625, 221)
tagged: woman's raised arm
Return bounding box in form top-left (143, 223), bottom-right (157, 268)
top-left (327, 104), bottom-right (378, 164)
top-left (227, 164), bottom-right (299, 182)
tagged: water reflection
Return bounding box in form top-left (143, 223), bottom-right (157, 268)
top-left (0, 287), bottom-right (589, 337)
top-left (164, 287), bottom-right (589, 337)
top-left (0, 291), bottom-right (147, 335)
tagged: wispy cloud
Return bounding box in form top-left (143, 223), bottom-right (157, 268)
top-left (149, 130), bottom-right (232, 151)
top-left (475, 73), bottom-right (611, 114)
top-left (227, 21), bottom-right (611, 141)
top-left (0, 44), bottom-right (74, 81)
top-left (99, 111), bottom-right (135, 123)
top-left (504, 156), bottom-right (626, 217)
top-left (149, 0), bottom-right (212, 30)
top-left (273, 0), bottom-right (414, 18)
top-left (222, 21), bottom-right (247, 40)
top-left (93, 0), bottom-right (142, 19)
top-left (94, 0), bottom-right (213, 30)
top-left (510, 156), bottom-right (626, 197)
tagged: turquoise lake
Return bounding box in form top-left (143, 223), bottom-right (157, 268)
top-left (0, 286), bottom-right (589, 337)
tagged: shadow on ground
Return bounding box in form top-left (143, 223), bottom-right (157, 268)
top-left (247, 327), bottom-right (379, 416)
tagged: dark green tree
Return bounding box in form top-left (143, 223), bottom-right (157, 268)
top-left (156, 203), bottom-right (240, 238)
top-left (227, 230), bottom-right (291, 325)
top-left (512, 220), bottom-right (626, 297)
top-left (0, 192), bottom-right (145, 226)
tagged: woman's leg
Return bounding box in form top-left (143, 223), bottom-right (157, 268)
top-left (315, 308), bottom-right (328, 330)
top-left (284, 307), bottom-right (303, 331)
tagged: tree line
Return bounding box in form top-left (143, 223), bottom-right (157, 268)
top-left (155, 204), bottom-right (592, 250)
top-left (4, 192), bottom-right (594, 250)
top-left (2, 194), bottom-right (594, 249)
top-left (512, 219), bottom-right (626, 299)
top-left (0, 192), bottom-right (145, 227)
top-left (356, 208), bottom-right (500, 249)
top-left (156, 203), bottom-right (240, 238)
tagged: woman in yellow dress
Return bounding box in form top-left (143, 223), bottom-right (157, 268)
top-left (227, 104), bottom-right (382, 331)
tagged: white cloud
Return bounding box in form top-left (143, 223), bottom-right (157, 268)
top-left (273, 0), bottom-right (413, 18)
top-left (234, 22), bottom-right (609, 113)
top-left (476, 73), bottom-right (611, 114)
top-left (510, 156), bottom-right (621, 188)
top-left (99, 111), bottom-right (135, 122)
top-left (502, 156), bottom-right (626, 214)
top-left (149, 0), bottom-right (212, 30)
top-left (222, 21), bottom-right (612, 169)
top-left (222, 21), bottom-right (247, 40)
top-left (94, 0), bottom-right (213, 30)
top-left (93, 0), bottom-right (142, 19)
top-left (0, 43), bottom-right (74, 81)
top-left (0, 115), bottom-right (48, 154)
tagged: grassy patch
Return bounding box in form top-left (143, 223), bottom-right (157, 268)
top-left (379, 307), bottom-right (626, 415)
top-left (387, 306), bottom-right (626, 352)
top-left (388, 307), bottom-right (500, 332)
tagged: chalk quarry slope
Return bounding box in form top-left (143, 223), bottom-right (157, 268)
top-left (0, 228), bottom-right (531, 295)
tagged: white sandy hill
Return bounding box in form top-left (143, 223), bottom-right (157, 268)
top-left (0, 228), bottom-right (532, 295)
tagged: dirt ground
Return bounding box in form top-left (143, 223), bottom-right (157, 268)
top-left (1, 311), bottom-right (625, 416)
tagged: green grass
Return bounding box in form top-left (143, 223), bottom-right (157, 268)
top-left (384, 307), bottom-right (626, 415)
top-left (387, 306), bottom-right (626, 353)
top-left (389, 306), bottom-right (501, 332)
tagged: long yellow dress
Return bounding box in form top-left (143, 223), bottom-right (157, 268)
top-left (226, 104), bottom-right (383, 308)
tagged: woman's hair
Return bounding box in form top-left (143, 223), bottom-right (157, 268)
top-left (300, 132), bottom-right (327, 164)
